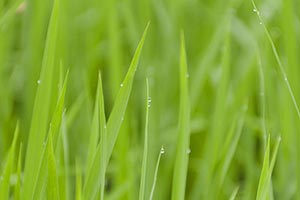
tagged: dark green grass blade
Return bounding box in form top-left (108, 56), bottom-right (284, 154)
top-left (22, 0), bottom-right (60, 198)
top-left (171, 31), bottom-right (190, 200)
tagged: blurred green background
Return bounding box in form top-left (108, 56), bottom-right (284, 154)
top-left (1, 0), bottom-right (300, 199)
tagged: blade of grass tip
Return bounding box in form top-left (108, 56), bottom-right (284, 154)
top-left (256, 135), bottom-right (270, 200)
top-left (0, 122), bottom-right (19, 200)
top-left (171, 31), bottom-right (190, 200)
top-left (83, 22), bottom-right (149, 199)
top-left (47, 133), bottom-right (60, 200)
top-left (106, 22), bottom-right (150, 159)
top-left (75, 159), bottom-right (82, 200)
top-left (251, 0), bottom-right (300, 119)
top-left (32, 71), bottom-right (69, 200)
top-left (229, 186), bottom-right (239, 200)
top-left (139, 79), bottom-right (150, 200)
top-left (83, 72), bottom-right (107, 200)
top-left (99, 72), bottom-right (107, 200)
top-left (14, 143), bottom-right (22, 200)
top-left (23, 0), bottom-right (60, 198)
top-left (149, 146), bottom-right (165, 200)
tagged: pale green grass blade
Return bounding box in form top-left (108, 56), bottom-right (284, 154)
top-left (149, 147), bottom-right (164, 200)
top-left (75, 159), bottom-right (82, 200)
top-left (47, 133), bottom-right (60, 200)
top-left (139, 79), bottom-right (150, 200)
top-left (0, 122), bottom-right (18, 199)
top-left (32, 72), bottom-right (68, 200)
top-left (22, 0), bottom-right (60, 198)
top-left (106, 22), bottom-right (150, 159)
top-left (256, 135), bottom-right (270, 200)
top-left (229, 186), bottom-right (239, 200)
top-left (171, 31), bottom-right (190, 200)
top-left (83, 72), bottom-right (107, 200)
top-left (14, 143), bottom-right (22, 200)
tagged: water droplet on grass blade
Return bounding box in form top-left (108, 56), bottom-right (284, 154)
top-left (120, 83), bottom-right (124, 87)
top-left (37, 80), bottom-right (41, 84)
top-left (187, 148), bottom-right (191, 154)
top-left (148, 97), bottom-right (152, 108)
top-left (160, 146), bottom-right (165, 154)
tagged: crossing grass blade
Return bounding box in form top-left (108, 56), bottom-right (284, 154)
top-left (22, 0), bottom-right (60, 198)
top-left (83, 22), bottom-right (149, 199)
top-left (139, 79), bottom-right (150, 200)
top-left (0, 122), bottom-right (19, 200)
top-left (171, 31), bottom-right (190, 200)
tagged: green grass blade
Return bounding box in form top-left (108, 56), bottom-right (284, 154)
top-left (83, 22), bottom-right (149, 199)
top-left (106, 22), bottom-right (150, 159)
top-left (22, 0), bottom-right (60, 198)
top-left (14, 143), bottom-right (22, 200)
top-left (99, 72), bottom-right (107, 200)
top-left (171, 31), bottom-right (190, 200)
top-left (47, 133), bottom-right (60, 200)
top-left (229, 186), bottom-right (239, 200)
top-left (75, 159), bottom-right (82, 200)
top-left (149, 147), bottom-right (164, 200)
top-left (139, 79), bottom-right (150, 200)
top-left (32, 72), bottom-right (68, 200)
top-left (256, 135), bottom-right (270, 200)
top-left (0, 122), bottom-right (19, 199)
top-left (83, 72), bottom-right (107, 200)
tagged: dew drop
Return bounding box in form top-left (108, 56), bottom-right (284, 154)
top-left (187, 148), bottom-right (191, 154)
top-left (37, 79), bottom-right (41, 84)
top-left (259, 22), bottom-right (263, 25)
top-left (147, 97), bottom-right (152, 108)
top-left (253, 8), bottom-right (257, 12)
top-left (121, 117), bottom-right (124, 121)
top-left (284, 77), bottom-right (288, 81)
top-left (160, 146), bottom-right (165, 154)
top-left (120, 83), bottom-right (124, 87)
top-left (186, 73), bottom-right (190, 78)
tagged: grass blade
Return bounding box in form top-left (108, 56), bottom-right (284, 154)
top-left (75, 159), bottom-right (82, 200)
top-left (229, 186), bottom-right (239, 200)
top-left (149, 147), bottom-right (164, 200)
top-left (14, 143), bottom-right (22, 200)
top-left (0, 122), bottom-right (19, 200)
top-left (22, 0), bottom-right (60, 198)
top-left (83, 22), bottom-right (149, 199)
top-left (47, 133), bottom-right (60, 200)
top-left (171, 31), bottom-right (190, 200)
top-left (83, 72), bottom-right (107, 200)
top-left (139, 79), bottom-right (150, 200)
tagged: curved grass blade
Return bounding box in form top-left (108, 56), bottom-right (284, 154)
top-left (22, 0), bottom-right (60, 198)
top-left (171, 31), bottom-right (190, 200)
top-left (139, 79), bottom-right (150, 200)
top-left (0, 122), bottom-right (19, 199)
top-left (229, 186), bottom-right (239, 200)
